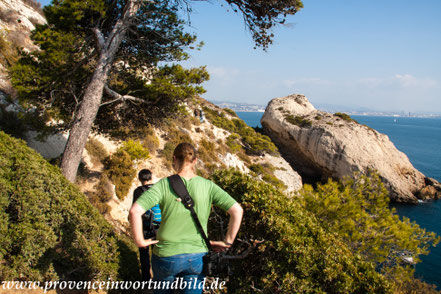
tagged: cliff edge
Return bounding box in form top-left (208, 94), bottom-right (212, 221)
top-left (261, 94), bottom-right (441, 203)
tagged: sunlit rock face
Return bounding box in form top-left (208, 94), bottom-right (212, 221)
top-left (262, 94), bottom-right (441, 203)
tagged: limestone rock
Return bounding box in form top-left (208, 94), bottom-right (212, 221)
top-left (261, 94), bottom-right (440, 203)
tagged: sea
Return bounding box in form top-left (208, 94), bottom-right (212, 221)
top-left (236, 112), bottom-right (441, 289)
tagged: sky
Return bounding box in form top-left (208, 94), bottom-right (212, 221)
top-left (38, 0), bottom-right (441, 113)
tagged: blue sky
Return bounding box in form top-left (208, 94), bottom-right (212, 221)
top-left (38, 0), bottom-right (441, 113)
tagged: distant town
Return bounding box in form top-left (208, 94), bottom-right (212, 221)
top-left (210, 100), bottom-right (441, 118)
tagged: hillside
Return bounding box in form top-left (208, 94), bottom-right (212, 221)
top-left (0, 2), bottom-right (440, 292)
top-left (72, 97), bottom-right (302, 233)
top-left (0, 131), bottom-right (139, 283)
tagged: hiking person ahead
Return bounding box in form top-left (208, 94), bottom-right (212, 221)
top-left (132, 169), bottom-right (161, 281)
top-left (129, 143), bottom-right (243, 293)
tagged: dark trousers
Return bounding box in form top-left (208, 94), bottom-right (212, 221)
top-left (139, 246), bottom-right (151, 281)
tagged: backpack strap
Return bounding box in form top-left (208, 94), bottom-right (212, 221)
top-left (168, 174), bottom-right (213, 251)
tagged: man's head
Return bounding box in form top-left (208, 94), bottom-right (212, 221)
top-left (138, 169), bottom-right (152, 184)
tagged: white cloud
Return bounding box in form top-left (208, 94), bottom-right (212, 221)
top-left (208, 66), bottom-right (240, 79)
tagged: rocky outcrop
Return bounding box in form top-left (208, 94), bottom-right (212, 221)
top-left (0, 0), bottom-right (47, 91)
top-left (261, 94), bottom-right (441, 203)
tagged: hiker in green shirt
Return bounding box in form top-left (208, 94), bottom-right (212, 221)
top-left (129, 143), bottom-right (243, 293)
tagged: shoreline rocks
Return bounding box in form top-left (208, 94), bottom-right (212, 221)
top-left (261, 94), bottom-right (441, 203)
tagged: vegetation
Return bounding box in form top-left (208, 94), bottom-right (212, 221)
top-left (9, 0), bottom-right (303, 183)
top-left (203, 107), bottom-right (278, 156)
top-left (334, 112), bottom-right (357, 122)
top-left (210, 169), bottom-right (393, 293)
top-left (160, 125), bottom-right (194, 170)
top-left (226, 134), bottom-right (242, 153)
top-left (0, 31), bottom-right (19, 68)
top-left (143, 128), bottom-right (160, 155)
top-left (85, 137), bottom-right (108, 165)
top-left (121, 139), bottom-right (150, 161)
top-left (197, 138), bottom-right (219, 164)
top-left (284, 114), bottom-right (312, 127)
top-left (224, 108), bottom-right (238, 117)
top-left (211, 169), bottom-right (439, 293)
top-left (249, 163), bottom-right (286, 190)
top-left (88, 174), bottom-right (113, 214)
top-left (10, 0), bottom-right (209, 181)
top-left (104, 150), bottom-right (136, 200)
top-left (0, 131), bottom-right (139, 281)
top-left (299, 173), bottom-right (440, 284)
top-left (314, 114), bottom-right (322, 120)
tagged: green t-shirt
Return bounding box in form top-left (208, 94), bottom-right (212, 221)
top-left (136, 175), bottom-right (237, 257)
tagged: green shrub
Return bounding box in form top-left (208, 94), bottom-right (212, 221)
top-left (334, 112), bottom-right (357, 122)
top-left (224, 108), bottom-right (238, 117)
top-left (160, 126), bottom-right (194, 168)
top-left (284, 114), bottom-right (312, 127)
top-left (143, 131), bottom-right (160, 155)
top-left (0, 131), bottom-right (139, 282)
top-left (88, 174), bottom-right (113, 214)
top-left (226, 134), bottom-right (242, 153)
top-left (198, 139), bottom-right (219, 164)
top-left (262, 173), bottom-right (287, 190)
top-left (121, 139), bottom-right (150, 161)
top-left (203, 107), bottom-right (278, 156)
top-left (210, 169), bottom-right (393, 293)
top-left (104, 150), bottom-right (136, 200)
top-left (299, 173), bottom-right (440, 283)
top-left (85, 137), bottom-right (108, 165)
top-left (249, 163), bottom-right (286, 190)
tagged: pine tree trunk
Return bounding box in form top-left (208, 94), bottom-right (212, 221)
top-left (60, 55), bottom-right (111, 182)
top-left (60, 0), bottom-right (141, 182)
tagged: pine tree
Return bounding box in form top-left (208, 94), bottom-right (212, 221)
top-left (11, 0), bottom-right (303, 182)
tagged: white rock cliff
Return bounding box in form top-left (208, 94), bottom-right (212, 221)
top-left (261, 94), bottom-right (441, 202)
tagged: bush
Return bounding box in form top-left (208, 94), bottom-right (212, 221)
top-left (203, 106), bottom-right (278, 156)
top-left (198, 138), bottom-right (219, 164)
top-left (210, 169), bottom-right (393, 293)
top-left (224, 108), bottom-right (238, 117)
top-left (249, 163), bottom-right (286, 190)
top-left (160, 126), bottom-right (194, 168)
top-left (284, 114), bottom-right (312, 127)
top-left (88, 174), bottom-right (113, 214)
top-left (299, 173), bottom-right (440, 283)
top-left (121, 139), bottom-right (150, 161)
top-left (0, 131), bottom-right (139, 282)
top-left (104, 150), bottom-right (136, 200)
top-left (143, 131), bottom-right (160, 155)
top-left (226, 134), bottom-right (242, 153)
top-left (334, 112), bottom-right (357, 122)
top-left (0, 31), bottom-right (19, 67)
top-left (85, 137), bottom-right (108, 165)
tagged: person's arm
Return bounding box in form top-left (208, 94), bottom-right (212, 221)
top-left (129, 202), bottom-right (159, 248)
top-left (210, 202), bottom-right (243, 252)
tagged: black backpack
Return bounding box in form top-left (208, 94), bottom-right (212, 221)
top-left (139, 185), bottom-right (160, 239)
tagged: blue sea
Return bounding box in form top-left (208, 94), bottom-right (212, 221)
top-left (237, 112), bottom-right (441, 288)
